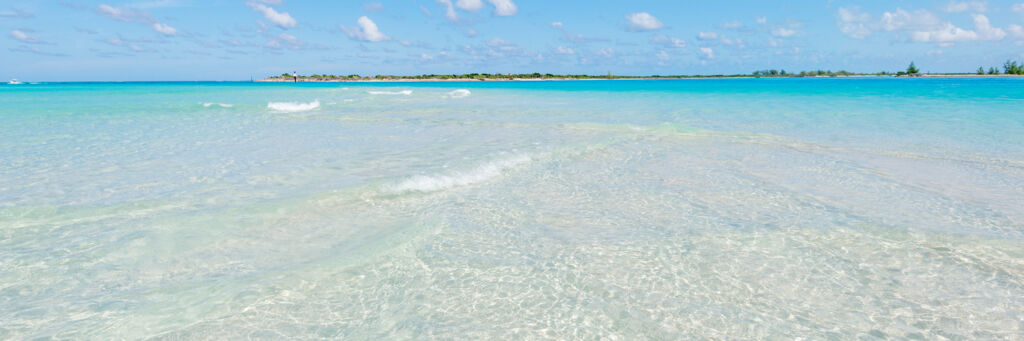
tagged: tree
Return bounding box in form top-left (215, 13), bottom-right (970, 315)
top-left (906, 62), bottom-right (919, 75)
top-left (989, 67), bottom-right (999, 75)
top-left (1005, 60), bottom-right (1023, 75)
top-left (977, 67), bottom-right (985, 75)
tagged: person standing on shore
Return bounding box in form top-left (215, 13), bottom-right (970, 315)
top-left (293, 71), bottom-right (297, 83)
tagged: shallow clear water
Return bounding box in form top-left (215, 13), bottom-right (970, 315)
top-left (1, 79), bottom-right (1023, 339)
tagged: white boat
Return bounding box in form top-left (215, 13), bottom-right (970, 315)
top-left (8, 79), bottom-right (21, 85)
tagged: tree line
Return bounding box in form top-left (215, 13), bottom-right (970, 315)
top-left (976, 60), bottom-right (1024, 75)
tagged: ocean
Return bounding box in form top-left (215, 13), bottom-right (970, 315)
top-left (1, 78), bottom-right (1023, 339)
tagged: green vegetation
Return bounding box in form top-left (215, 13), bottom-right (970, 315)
top-left (263, 62), bottom-right (1024, 81)
top-left (906, 62), bottom-right (919, 75)
top-left (1005, 60), bottom-right (1024, 75)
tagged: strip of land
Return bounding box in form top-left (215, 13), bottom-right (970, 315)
top-left (260, 73), bottom-right (1024, 82)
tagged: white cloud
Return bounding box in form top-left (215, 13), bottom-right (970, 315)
top-left (343, 16), bottom-right (390, 42)
top-left (1014, 3), bottom-right (1024, 12)
top-left (487, 37), bottom-right (511, 47)
top-left (943, 1), bottom-right (987, 13)
top-left (550, 21), bottom-right (563, 28)
top-left (838, 7), bottom-right (1006, 45)
top-left (97, 4), bottom-right (152, 22)
top-left (650, 34), bottom-right (686, 48)
top-left (247, 2), bottom-right (296, 28)
top-left (837, 7), bottom-right (873, 39)
top-left (880, 9), bottom-right (942, 31)
top-left (364, 2), bottom-right (383, 11)
top-left (265, 32), bottom-right (305, 50)
top-left (152, 22), bottom-right (176, 35)
top-left (597, 47), bottom-right (615, 58)
top-left (436, 0), bottom-right (457, 20)
top-left (487, 0), bottom-right (517, 16)
top-left (554, 46), bottom-right (575, 54)
top-left (10, 29), bottom-right (38, 43)
top-left (719, 21), bottom-right (743, 29)
top-left (909, 14), bottom-right (1004, 43)
top-left (756, 17), bottom-right (767, 24)
top-left (697, 31), bottom-right (718, 40)
top-left (456, 0), bottom-right (483, 11)
top-left (626, 12), bottom-right (663, 31)
top-left (772, 27), bottom-right (796, 37)
top-left (971, 14), bottom-right (1006, 39)
top-left (699, 47), bottom-right (714, 59)
top-left (656, 50), bottom-right (670, 62)
top-left (1010, 24), bottom-right (1024, 38)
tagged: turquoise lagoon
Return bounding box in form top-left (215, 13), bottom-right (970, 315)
top-left (1, 78), bottom-right (1023, 338)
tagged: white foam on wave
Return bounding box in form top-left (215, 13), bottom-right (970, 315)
top-left (368, 90), bottom-right (413, 95)
top-left (267, 100), bottom-right (320, 112)
top-left (445, 89), bottom-right (471, 99)
top-left (201, 102), bottom-right (233, 108)
top-left (388, 154), bottom-right (531, 193)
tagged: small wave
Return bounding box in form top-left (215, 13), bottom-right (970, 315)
top-left (368, 90), bottom-right (413, 95)
top-left (201, 102), bottom-right (233, 108)
top-left (267, 100), bottom-right (320, 112)
top-left (445, 89), bottom-right (471, 99)
top-left (387, 154), bottom-right (531, 193)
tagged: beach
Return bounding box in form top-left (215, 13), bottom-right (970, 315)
top-left (2, 78), bottom-right (1023, 339)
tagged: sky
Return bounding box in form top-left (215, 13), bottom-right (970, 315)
top-left (4, 0), bottom-right (1024, 81)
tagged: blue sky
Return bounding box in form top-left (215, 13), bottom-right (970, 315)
top-left (4, 0), bottom-right (1024, 81)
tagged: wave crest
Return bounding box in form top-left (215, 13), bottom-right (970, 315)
top-left (387, 154), bottom-right (531, 193)
top-left (445, 89), bottom-right (471, 98)
top-left (202, 102), bottom-right (233, 108)
top-left (267, 100), bottom-right (320, 112)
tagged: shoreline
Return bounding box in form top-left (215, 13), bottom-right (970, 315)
top-left (257, 74), bottom-right (1024, 82)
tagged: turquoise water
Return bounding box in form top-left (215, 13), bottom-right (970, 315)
top-left (1, 78), bottom-right (1023, 339)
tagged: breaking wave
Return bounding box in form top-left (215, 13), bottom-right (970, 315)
top-left (387, 154), bottom-right (531, 193)
top-left (202, 102), bottom-right (233, 108)
top-left (445, 89), bottom-right (471, 98)
top-left (267, 100), bottom-right (320, 112)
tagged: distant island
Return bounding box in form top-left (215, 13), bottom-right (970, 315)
top-left (261, 61), bottom-right (1024, 82)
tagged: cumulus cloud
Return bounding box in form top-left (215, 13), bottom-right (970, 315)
top-left (1014, 3), bottom-right (1024, 13)
top-left (626, 12), bottom-right (663, 31)
top-left (650, 34), bottom-right (686, 48)
top-left (436, 0), bottom-right (458, 20)
top-left (96, 4), bottom-right (177, 36)
top-left (343, 16), bottom-right (390, 42)
top-left (772, 27), bottom-right (796, 37)
top-left (837, 7), bottom-right (1007, 45)
top-left (97, 4), bottom-right (153, 22)
top-left (656, 50), bottom-right (670, 62)
top-left (554, 46), bottom-right (575, 54)
top-left (0, 8), bottom-right (33, 18)
top-left (10, 29), bottom-right (39, 43)
top-left (719, 21), bottom-right (743, 29)
top-left (699, 47), bottom-right (714, 59)
top-left (837, 7), bottom-right (873, 39)
top-left (911, 14), bottom-right (1004, 43)
top-left (697, 31), bottom-right (718, 40)
top-left (247, 2), bottom-right (296, 28)
top-left (943, 1), bottom-right (987, 13)
top-left (756, 17), bottom-right (767, 24)
top-left (487, 0), bottom-right (517, 16)
top-left (152, 22), bottom-right (176, 35)
top-left (456, 0), bottom-right (483, 11)
top-left (550, 21), bottom-right (563, 28)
